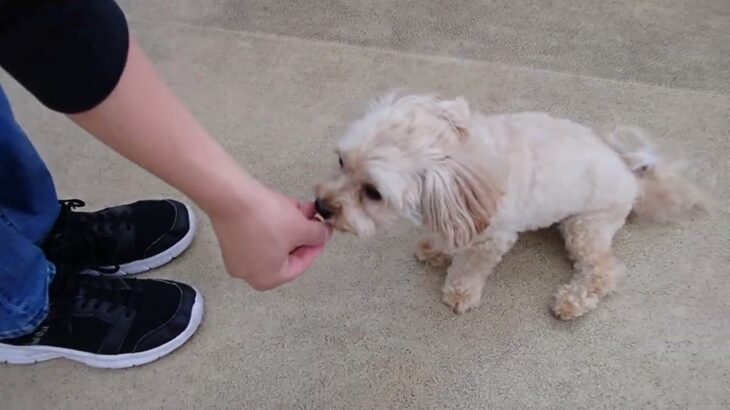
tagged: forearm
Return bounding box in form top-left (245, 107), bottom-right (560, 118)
top-left (69, 39), bottom-right (267, 215)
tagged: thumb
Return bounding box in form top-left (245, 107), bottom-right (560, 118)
top-left (292, 217), bottom-right (332, 248)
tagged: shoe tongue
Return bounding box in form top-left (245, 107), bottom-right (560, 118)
top-left (44, 207), bottom-right (85, 246)
top-left (44, 209), bottom-right (117, 269)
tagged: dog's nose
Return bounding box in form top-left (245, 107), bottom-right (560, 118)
top-left (314, 198), bottom-right (334, 219)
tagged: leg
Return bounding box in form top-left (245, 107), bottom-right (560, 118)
top-left (442, 233), bottom-right (517, 314)
top-left (552, 205), bottom-right (631, 320)
top-left (415, 236), bottom-right (451, 267)
top-left (0, 87), bottom-right (60, 242)
top-left (0, 222), bottom-right (55, 339)
top-left (0, 84), bottom-right (59, 338)
top-left (0, 84), bottom-right (203, 368)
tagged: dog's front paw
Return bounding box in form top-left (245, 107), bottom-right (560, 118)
top-left (442, 285), bottom-right (482, 314)
top-left (415, 239), bottom-right (451, 267)
top-left (551, 283), bottom-right (600, 320)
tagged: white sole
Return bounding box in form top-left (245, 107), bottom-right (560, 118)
top-left (85, 202), bottom-right (198, 276)
top-left (0, 287), bottom-right (204, 369)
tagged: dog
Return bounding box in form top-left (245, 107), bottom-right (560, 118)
top-left (315, 92), bottom-right (703, 319)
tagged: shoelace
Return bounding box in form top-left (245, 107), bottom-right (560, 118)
top-left (49, 266), bottom-right (135, 333)
top-left (45, 200), bottom-right (134, 274)
top-left (77, 277), bottom-right (136, 319)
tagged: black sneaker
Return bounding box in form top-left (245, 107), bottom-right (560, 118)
top-left (43, 199), bottom-right (197, 275)
top-left (0, 267), bottom-right (203, 369)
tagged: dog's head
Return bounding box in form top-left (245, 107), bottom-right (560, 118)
top-left (315, 93), bottom-right (502, 250)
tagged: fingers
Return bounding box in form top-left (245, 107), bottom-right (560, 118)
top-left (293, 219), bottom-right (332, 248)
top-left (289, 198), bottom-right (333, 247)
top-left (282, 245), bottom-right (326, 281)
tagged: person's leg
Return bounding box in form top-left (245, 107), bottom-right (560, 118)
top-left (0, 85), bottom-right (203, 368)
top-left (0, 84), bottom-right (58, 339)
top-left (0, 85), bottom-right (60, 242)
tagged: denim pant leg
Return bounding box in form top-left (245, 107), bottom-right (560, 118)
top-left (0, 84), bottom-right (59, 338)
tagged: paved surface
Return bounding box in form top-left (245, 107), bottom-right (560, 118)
top-left (3, 1), bottom-right (729, 408)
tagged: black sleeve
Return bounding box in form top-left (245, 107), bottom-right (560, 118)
top-left (0, 0), bottom-right (129, 114)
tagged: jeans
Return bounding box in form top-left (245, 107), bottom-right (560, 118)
top-left (0, 84), bottom-right (59, 338)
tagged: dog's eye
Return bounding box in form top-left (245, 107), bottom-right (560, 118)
top-left (362, 183), bottom-right (382, 201)
top-left (338, 157), bottom-right (343, 168)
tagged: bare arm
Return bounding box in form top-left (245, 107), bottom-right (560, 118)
top-left (69, 38), bottom-right (331, 290)
top-left (69, 39), bottom-right (262, 217)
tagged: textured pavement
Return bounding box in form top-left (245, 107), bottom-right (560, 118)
top-left (2, 1), bottom-right (729, 408)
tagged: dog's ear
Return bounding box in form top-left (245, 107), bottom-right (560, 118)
top-left (438, 97), bottom-right (471, 140)
top-left (421, 153), bottom-right (501, 250)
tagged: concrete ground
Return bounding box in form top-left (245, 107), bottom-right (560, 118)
top-left (3, 1), bottom-right (729, 408)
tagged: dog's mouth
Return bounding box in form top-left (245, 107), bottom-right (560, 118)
top-left (315, 214), bottom-right (357, 234)
top-left (314, 213), bottom-right (338, 228)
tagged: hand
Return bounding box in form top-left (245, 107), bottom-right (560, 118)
top-left (209, 187), bottom-right (333, 291)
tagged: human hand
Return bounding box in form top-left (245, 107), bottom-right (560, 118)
top-left (208, 186), bottom-right (333, 290)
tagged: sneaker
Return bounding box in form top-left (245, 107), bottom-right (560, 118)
top-left (43, 199), bottom-right (197, 275)
top-left (0, 267), bottom-right (203, 369)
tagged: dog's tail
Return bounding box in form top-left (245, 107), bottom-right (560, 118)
top-left (603, 127), bottom-right (706, 223)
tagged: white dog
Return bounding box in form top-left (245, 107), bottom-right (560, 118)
top-left (315, 92), bottom-right (703, 319)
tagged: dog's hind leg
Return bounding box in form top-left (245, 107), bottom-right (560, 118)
top-left (552, 205), bottom-right (631, 320)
